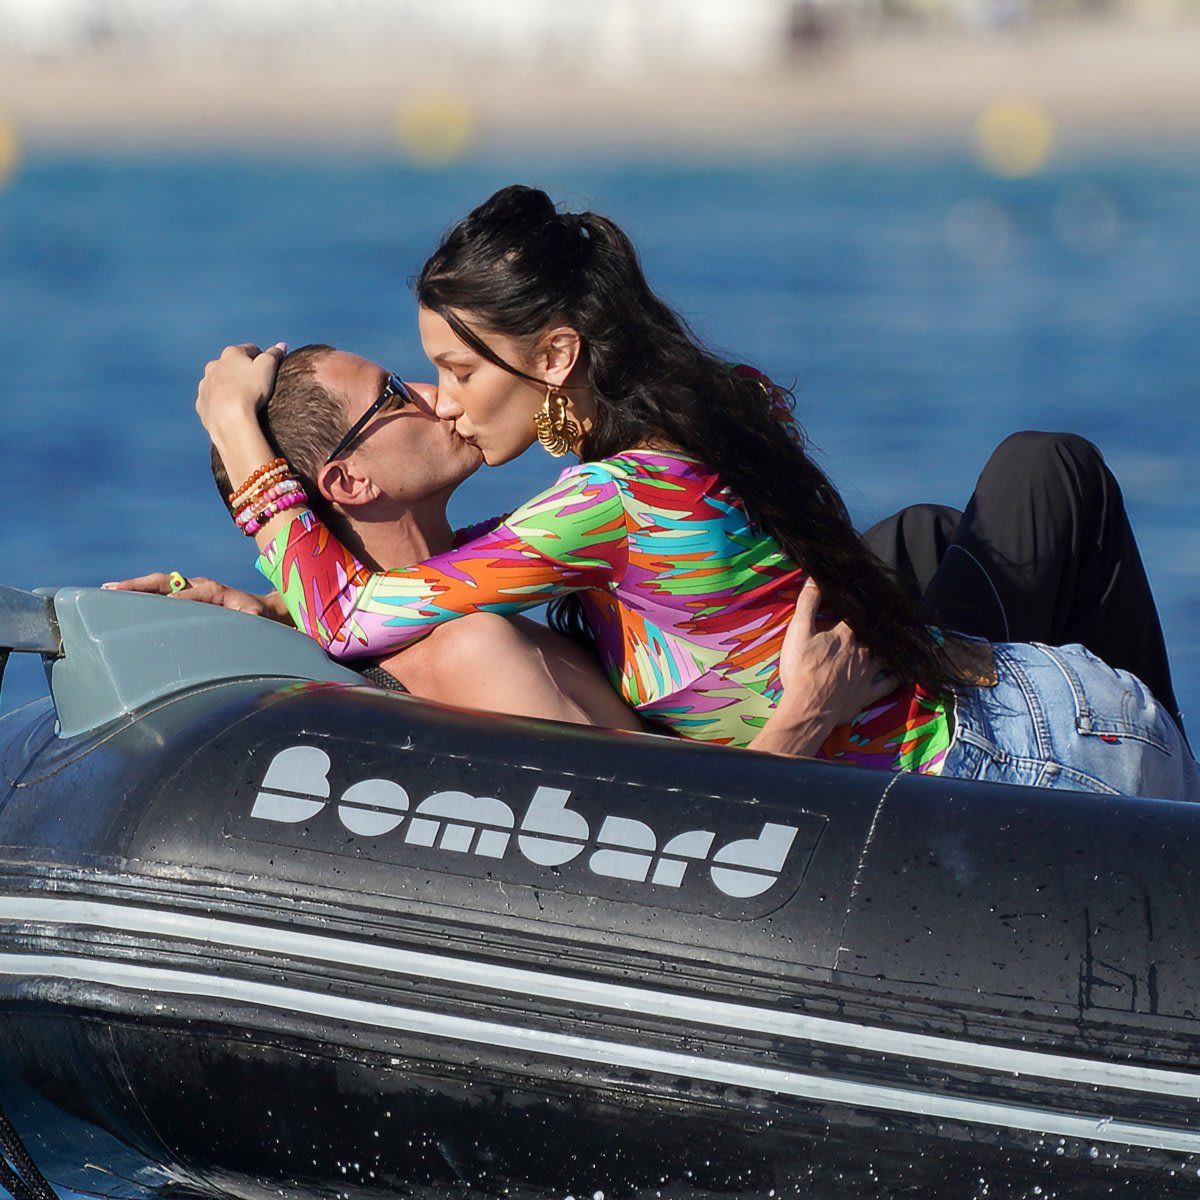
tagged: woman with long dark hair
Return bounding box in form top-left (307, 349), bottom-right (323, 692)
top-left (201, 185), bottom-right (1197, 799)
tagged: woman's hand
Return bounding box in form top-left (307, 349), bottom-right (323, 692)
top-left (195, 342), bottom-right (287, 441)
top-left (749, 579), bottom-right (896, 757)
top-left (102, 573), bottom-right (290, 623)
top-left (195, 343), bottom-right (298, 532)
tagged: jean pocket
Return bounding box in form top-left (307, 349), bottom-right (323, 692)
top-left (1035, 643), bottom-right (1173, 756)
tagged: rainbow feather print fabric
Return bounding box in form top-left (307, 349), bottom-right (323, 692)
top-left (258, 449), bottom-right (952, 773)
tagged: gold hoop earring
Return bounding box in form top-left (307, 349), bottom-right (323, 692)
top-left (533, 388), bottom-right (579, 458)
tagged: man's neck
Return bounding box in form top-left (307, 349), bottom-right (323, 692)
top-left (331, 492), bottom-right (455, 572)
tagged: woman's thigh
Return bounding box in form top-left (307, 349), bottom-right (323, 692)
top-left (945, 643), bottom-right (1199, 802)
top-left (383, 613), bottom-right (647, 731)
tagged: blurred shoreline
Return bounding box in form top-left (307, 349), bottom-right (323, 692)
top-left (3, 20), bottom-right (1200, 155)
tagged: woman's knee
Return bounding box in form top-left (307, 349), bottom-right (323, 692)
top-left (985, 430), bottom-right (1104, 483)
top-left (976, 432), bottom-right (1113, 521)
top-left (420, 615), bottom-right (601, 722)
top-left (424, 612), bottom-right (523, 673)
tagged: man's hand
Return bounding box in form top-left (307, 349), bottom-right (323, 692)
top-left (102, 573), bottom-right (289, 622)
top-left (778, 578), bottom-right (896, 724)
top-left (195, 342), bottom-right (287, 441)
top-left (750, 579), bottom-right (897, 757)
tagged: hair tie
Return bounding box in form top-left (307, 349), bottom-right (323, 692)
top-left (560, 211), bottom-right (589, 239)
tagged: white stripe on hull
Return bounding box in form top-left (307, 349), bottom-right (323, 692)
top-left (0, 950), bottom-right (1197, 1156)
top-left (0, 896), bottom-right (1194, 1100)
top-left (0, 897), bottom-right (1195, 1128)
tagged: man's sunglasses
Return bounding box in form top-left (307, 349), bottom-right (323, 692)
top-left (323, 373), bottom-right (418, 466)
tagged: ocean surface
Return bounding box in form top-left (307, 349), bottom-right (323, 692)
top-left (0, 150), bottom-right (1196, 732)
top-left (0, 149), bottom-right (1197, 1200)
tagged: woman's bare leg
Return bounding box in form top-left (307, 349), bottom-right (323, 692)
top-left (378, 612), bottom-right (648, 731)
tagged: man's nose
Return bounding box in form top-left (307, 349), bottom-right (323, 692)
top-left (433, 388), bottom-right (463, 420)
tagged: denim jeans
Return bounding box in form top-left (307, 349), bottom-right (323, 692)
top-left (943, 643), bottom-right (1200, 802)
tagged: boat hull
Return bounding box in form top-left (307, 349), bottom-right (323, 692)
top-left (1, 678), bottom-right (1199, 1198)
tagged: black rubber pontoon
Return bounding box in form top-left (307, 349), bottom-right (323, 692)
top-left (0, 585), bottom-right (1198, 1199)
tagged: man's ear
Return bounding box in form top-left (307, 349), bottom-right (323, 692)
top-left (538, 326), bottom-right (584, 388)
top-left (316, 461), bottom-right (379, 509)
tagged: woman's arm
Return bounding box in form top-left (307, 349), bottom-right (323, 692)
top-left (261, 469), bottom-right (625, 660)
top-left (195, 345), bottom-right (626, 662)
top-left (198, 344), bottom-right (301, 550)
top-left (747, 580), bottom-right (896, 757)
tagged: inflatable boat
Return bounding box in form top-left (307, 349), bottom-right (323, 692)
top-left (0, 583), bottom-right (1198, 1200)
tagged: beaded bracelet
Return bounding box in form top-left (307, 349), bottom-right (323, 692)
top-left (246, 486), bottom-right (307, 527)
top-left (243, 488), bottom-right (308, 536)
top-left (233, 467), bottom-right (289, 503)
top-left (234, 479), bottom-right (303, 527)
top-left (231, 472), bottom-right (291, 513)
top-left (230, 456), bottom-right (288, 496)
top-left (233, 472), bottom-right (301, 522)
top-left (238, 483), bottom-right (304, 530)
top-left (229, 458), bottom-right (290, 506)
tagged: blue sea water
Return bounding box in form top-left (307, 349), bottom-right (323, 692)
top-left (0, 149), bottom-right (1196, 1200)
top-left (0, 150), bottom-right (1196, 733)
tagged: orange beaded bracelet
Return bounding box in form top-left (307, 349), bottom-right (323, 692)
top-left (228, 457), bottom-right (289, 506)
top-left (231, 468), bottom-right (291, 512)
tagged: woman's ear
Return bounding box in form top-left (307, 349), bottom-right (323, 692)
top-left (538, 326), bottom-right (583, 387)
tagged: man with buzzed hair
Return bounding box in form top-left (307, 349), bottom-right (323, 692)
top-left (124, 343), bottom-right (648, 730)
top-left (212, 344), bottom-right (343, 508)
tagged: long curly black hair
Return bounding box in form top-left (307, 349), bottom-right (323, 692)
top-left (417, 184), bottom-right (962, 692)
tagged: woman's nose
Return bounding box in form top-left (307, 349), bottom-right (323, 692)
top-left (433, 387), bottom-right (463, 420)
top-left (405, 381), bottom-right (439, 414)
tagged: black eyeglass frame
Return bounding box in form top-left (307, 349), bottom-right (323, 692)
top-left (323, 373), bottom-right (417, 467)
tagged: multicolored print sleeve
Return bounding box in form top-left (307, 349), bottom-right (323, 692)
top-left (256, 465), bottom-right (629, 661)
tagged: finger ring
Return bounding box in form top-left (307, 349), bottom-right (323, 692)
top-left (168, 571), bottom-right (189, 593)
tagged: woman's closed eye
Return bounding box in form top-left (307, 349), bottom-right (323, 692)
top-left (435, 366), bottom-right (472, 388)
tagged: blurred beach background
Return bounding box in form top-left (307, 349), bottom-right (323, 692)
top-left (0, 0), bottom-right (1197, 746)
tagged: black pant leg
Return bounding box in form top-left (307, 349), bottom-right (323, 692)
top-left (919, 432), bottom-right (1184, 732)
top-left (862, 503), bottom-right (963, 602)
top-left (864, 502), bottom-right (1012, 645)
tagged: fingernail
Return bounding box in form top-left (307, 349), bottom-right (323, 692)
top-left (273, 342), bottom-right (289, 353)
top-left (101, 582), bottom-right (116, 589)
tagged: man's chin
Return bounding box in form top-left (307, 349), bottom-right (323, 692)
top-left (457, 452), bottom-right (485, 483)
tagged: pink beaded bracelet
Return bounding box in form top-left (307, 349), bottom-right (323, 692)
top-left (232, 468), bottom-right (300, 522)
top-left (235, 479), bottom-right (303, 527)
top-left (243, 488), bottom-right (308, 536)
top-left (246, 489), bottom-right (306, 531)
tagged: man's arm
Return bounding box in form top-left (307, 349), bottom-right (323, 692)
top-left (104, 573), bottom-right (292, 623)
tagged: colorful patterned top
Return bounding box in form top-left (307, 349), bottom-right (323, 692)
top-left (257, 450), bottom-right (952, 773)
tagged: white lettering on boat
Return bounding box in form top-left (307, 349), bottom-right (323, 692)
top-left (250, 746), bottom-right (797, 899)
